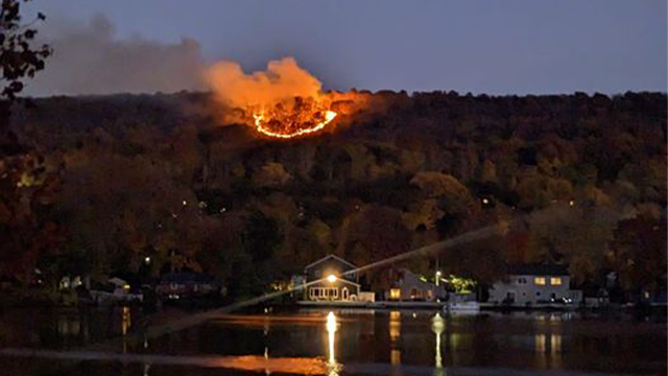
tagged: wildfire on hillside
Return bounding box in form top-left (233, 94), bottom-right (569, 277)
top-left (205, 57), bottom-right (348, 139)
top-left (250, 97), bottom-right (337, 139)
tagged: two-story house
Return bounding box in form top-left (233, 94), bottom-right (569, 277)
top-left (488, 264), bottom-right (582, 306)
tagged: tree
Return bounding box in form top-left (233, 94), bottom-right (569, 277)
top-left (252, 162), bottom-right (291, 188)
top-left (0, 1), bottom-right (52, 283)
top-left (0, 151), bottom-right (63, 284)
top-left (610, 214), bottom-right (667, 292)
top-left (1, 0), bottom-right (51, 100)
top-left (55, 145), bottom-right (214, 283)
top-left (410, 171), bottom-right (476, 236)
top-left (339, 204), bottom-right (412, 291)
top-left (527, 205), bottom-right (619, 284)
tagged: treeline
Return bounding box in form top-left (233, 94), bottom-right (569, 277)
top-left (1, 91), bottom-right (666, 299)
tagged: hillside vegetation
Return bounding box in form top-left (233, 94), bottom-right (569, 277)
top-left (2, 91), bottom-right (666, 299)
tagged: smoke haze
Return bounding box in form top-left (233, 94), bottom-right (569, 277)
top-left (24, 15), bottom-right (206, 97)
top-left (204, 57), bottom-right (323, 109)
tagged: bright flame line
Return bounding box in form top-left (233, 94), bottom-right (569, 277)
top-left (253, 111), bottom-right (337, 139)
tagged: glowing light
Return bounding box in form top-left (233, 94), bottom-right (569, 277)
top-left (389, 288), bottom-right (401, 300)
top-left (253, 110), bottom-right (337, 139)
top-left (325, 311), bottom-right (339, 375)
top-left (482, 198), bottom-right (489, 205)
top-left (121, 306), bottom-right (131, 336)
top-left (327, 274), bottom-right (337, 283)
top-left (432, 313), bottom-right (445, 369)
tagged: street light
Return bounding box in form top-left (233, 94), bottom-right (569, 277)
top-left (327, 274), bottom-right (337, 283)
top-left (435, 271), bottom-right (442, 286)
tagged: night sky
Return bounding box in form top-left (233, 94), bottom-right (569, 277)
top-left (26, 0), bottom-right (667, 95)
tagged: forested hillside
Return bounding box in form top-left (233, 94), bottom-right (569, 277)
top-left (3, 91), bottom-right (666, 298)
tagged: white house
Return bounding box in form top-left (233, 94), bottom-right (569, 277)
top-left (488, 264), bottom-right (582, 306)
top-left (303, 254), bottom-right (361, 302)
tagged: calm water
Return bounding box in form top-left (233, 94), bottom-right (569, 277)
top-left (0, 307), bottom-right (665, 375)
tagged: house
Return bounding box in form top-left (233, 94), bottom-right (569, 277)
top-left (89, 277), bottom-right (143, 304)
top-left (155, 272), bottom-right (219, 300)
top-left (385, 268), bottom-right (446, 302)
top-left (303, 254), bottom-right (362, 301)
top-left (488, 264), bottom-right (582, 306)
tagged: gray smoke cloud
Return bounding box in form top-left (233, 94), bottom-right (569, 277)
top-left (24, 15), bottom-right (206, 97)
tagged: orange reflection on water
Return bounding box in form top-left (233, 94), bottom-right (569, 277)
top-left (212, 355), bottom-right (329, 375)
top-left (389, 311), bottom-right (401, 343)
top-left (0, 349), bottom-right (330, 375)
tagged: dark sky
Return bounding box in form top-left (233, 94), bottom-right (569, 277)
top-left (26, 0), bottom-right (667, 95)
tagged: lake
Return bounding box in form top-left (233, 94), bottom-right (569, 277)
top-left (0, 307), bottom-right (665, 375)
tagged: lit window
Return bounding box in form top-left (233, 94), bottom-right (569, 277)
top-left (534, 277), bottom-right (546, 286)
top-left (390, 288), bottom-right (401, 300)
top-left (550, 277), bottom-right (562, 286)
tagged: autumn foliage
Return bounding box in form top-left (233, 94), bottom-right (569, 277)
top-left (1, 90), bottom-right (666, 298)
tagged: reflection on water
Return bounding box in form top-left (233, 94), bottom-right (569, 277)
top-left (0, 308), bottom-right (665, 375)
top-left (551, 333), bottom-right (562, 369)
top-left (431, 313), bottom-right (444, 370)
top-left (121, 306), bottom-right (132, 353)
top-left (389, 311), bottom-right (401, 366)
top-left (121, 306), bottom-right (132, 336)
top-left (325, 311), bottom-right (341, 376)
top-left (57, 314), bottom-right (81, 337)
top-left (535, 333), bottom-right (546, 353)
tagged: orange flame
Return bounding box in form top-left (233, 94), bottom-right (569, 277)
top-left (204, 58), bottom-right (344, 140)
top-left (253, 110), bottom-right (337, 139)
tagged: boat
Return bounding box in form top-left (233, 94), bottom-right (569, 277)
top-left (444, 301), bottom-right (480, 313)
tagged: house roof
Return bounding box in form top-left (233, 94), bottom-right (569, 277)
top-left (311, 277), bottom-right (360, 288)
top-left (304, 254), bottom-right (357, 271)
top-left (108, 277), bottom-right (127, 286)
top-left (394, 268), bottom-right (445, 291)
top-left (160, 272), bottom-right (214, 283)
top-left (507, 264), bottom-right (570, 276)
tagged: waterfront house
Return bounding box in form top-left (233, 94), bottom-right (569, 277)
top-left (89, 277), bottom-right (143, 304)
top-left (385, 268), bottom-right (446, 302)
top-left (303, 254), bottom-right (361, 301)
top-left (488, 264), bottom-right (582, 306)
top-left (155, 272), bottom-right (218, 300)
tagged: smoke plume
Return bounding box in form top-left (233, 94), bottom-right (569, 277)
top-left (24, 15), bottom-right (205, 97)
top-left (204, 57), bottom-right (323, 109)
